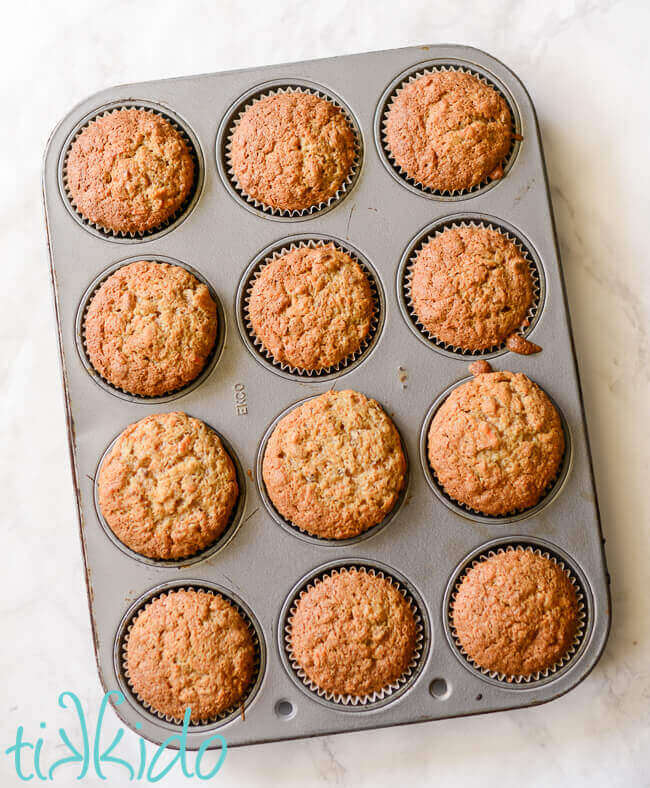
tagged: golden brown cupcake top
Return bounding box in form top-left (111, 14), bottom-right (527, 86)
top-left (290, 569), bottom-right (417, 697)
top-left (66, 108), bottom-right (194, 234)
top-left (451, 549), bottom-right (579, 678)
top-left (85, 261), bottom-right (217, 397)
top-left (125, 590), bottom-right (256, 721)
top-left (263, 390), bottom-right (406, 540)
top-left (428, 371), bottom-right (564, 515)
top-left (247, 243), bottom-right (374, 371)
top-left (384, 70), bottom-right (512, 192)
top-left (409, 226), bottom-right (534, 350)
top-left (98, 412), bottom-right (238, 560)
top-left (229, 92), bottom-right (356, 212)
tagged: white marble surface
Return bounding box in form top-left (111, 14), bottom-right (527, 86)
top-left (1, 0), bottom-right (649, 785)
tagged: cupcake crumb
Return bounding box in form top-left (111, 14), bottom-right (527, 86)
top-left (506, 333), bottom-right (542, 355)
top-left (469, 360), bottom-right (493, 376)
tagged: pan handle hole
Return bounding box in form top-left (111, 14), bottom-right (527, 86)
top-left (274, 699), bottom-right (296, 719)
top-left (429, 678), bottom-right (451, 700)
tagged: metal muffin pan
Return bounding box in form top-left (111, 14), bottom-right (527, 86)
top-left (43, 44), bottom-right (610, 749)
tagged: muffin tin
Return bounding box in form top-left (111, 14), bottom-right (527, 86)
top-left (42, 44), bottom-right (610, 749)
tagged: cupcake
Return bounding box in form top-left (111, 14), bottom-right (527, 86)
top-left (428, 371), bottom-right (564, 515)
top-left (289, 568), bottom-right (417, 698)
top-left (229, 92), bottom-right (356, 212)
top-left (263, 390), bottom-right (406, 539)
top-left (409, 225), bottom-right (534, 351)
top-left (84, 261), bottom-right (217, 397)
top-left (384, 70), bottom-right (512, 192)
top-left (98, 412), bottom-right (238, 560)
top-left (247, 242), bottom-right (374, 371)
top-left (451, 548), bottom-right (580, 679)
top-left (125, 589), bottom-right (256, 722)
top-left (66, 108), bottom-right (195, 234)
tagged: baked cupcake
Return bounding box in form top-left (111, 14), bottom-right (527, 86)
top-left (125, 589), bottom-right (256, 721)
top-left (409, 225), bottom-right (534, 350)
top-left (247, 243), bottom-right (374, 371)
top-left (98, 412), bottom-right (238, 560)
top-left (66, 108), bottom-right (195, 234)
top-left (289, 568), bottom-right (417, 698)
top-left (428, 371), bottom-right (564, 515)
top-left (451, 548), bottom-right (580, 678)
top-left (384, 70), bottom-right (512, 192)
top-left (84, 261), bottom-right (217, 397)
top-left (229, 92), bottom-right (356, 212)
top-left (263, 390), bottom-right (406, 539)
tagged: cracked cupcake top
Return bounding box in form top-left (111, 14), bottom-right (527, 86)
top-left (428, 371), bottom-right (564, 515)
top-left (229, 92), bottom-right (356, 211)
top-left (451, 548), bottom-right (579, 678)
top-left (384, 70), bottom-right (512, 192)
top-left (247, 243), bottom-right (374, 371)
top-left (263, 390), bottom-right (406, 539)
top-left (84, 261), bottom-right (217, 397)
top-left (125, 589), bottom-right (256, 721)
top-left (409, 225), bottom-right (534, 350)
top-left (289, 569), bottom-right (417, 697)
top-left (66, 108), bottom-right (195, 234)
top-left (98, 412), bottom-right (238, 559)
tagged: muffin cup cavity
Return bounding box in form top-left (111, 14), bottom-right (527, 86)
top-left (280, 562), bottom-right (429, 709)
top-left (217, 80), bottom-right (363, 220)
top-left (420, 376), bottom-right (572, 524)
top-left (398, 216), bottom-right (545, 360)
top-left (375, 60), bottom-right (521, 200)
top-left (444, 541), bottom-right (589, 687)
top-left (94, 421), bottom-right (246, 568)
top-left (59, 100), bottom-right (204, 241)
top-left (115, 581), bottom-right (265, 728)
top-left (76, 255), bottom-right (225, 403)
top-left (256, 394), bottom-right (409, 546)
top-left (237, 235), bottom-right (384, 380)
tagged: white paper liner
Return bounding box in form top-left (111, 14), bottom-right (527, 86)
top-left (284, 565), bottom-right (425, 706)
top-left (241, 239), bottom-right (380, 377)
top-left (223, 85), bottom-right (362, 217)
top-left (61, 105), bottom-right (200, 238)
top-left (78, 259), bottom-right (220, 400)
top-left (403, 220), bottom-right (541, 357)
top-left (448, 545), bottom-right (587, 684)
top-left (120, 586), bottom-right (261, 726)
top-left (380, 65), bottom-right (519, 198)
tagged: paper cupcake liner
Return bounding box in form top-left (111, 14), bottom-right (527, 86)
top-left (423, 379), bottom-right (570, 523)
top-left (60, 102), bottom-right (202, 240)
top-left (222, 84), bottom-right (362, 218)
top-left (283, 565), bottom-right (425, 707)
top-left (76, 256), bottom-right (223, 403)
top-left (379, 64), bottom-right (520, 198)
top-left (94, 422), bottom-right (245, 568)
top-left (240, 238), bottom-right (381, 378)
top-left (120, 585), bottom-right (262, 726)
top-left (402, 220), bottom-right (541, 357)
top-left (447, 544), bottom-right (587, 684)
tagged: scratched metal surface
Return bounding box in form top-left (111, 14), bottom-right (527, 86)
top-left (42, 44), bottom-right (610, 749)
